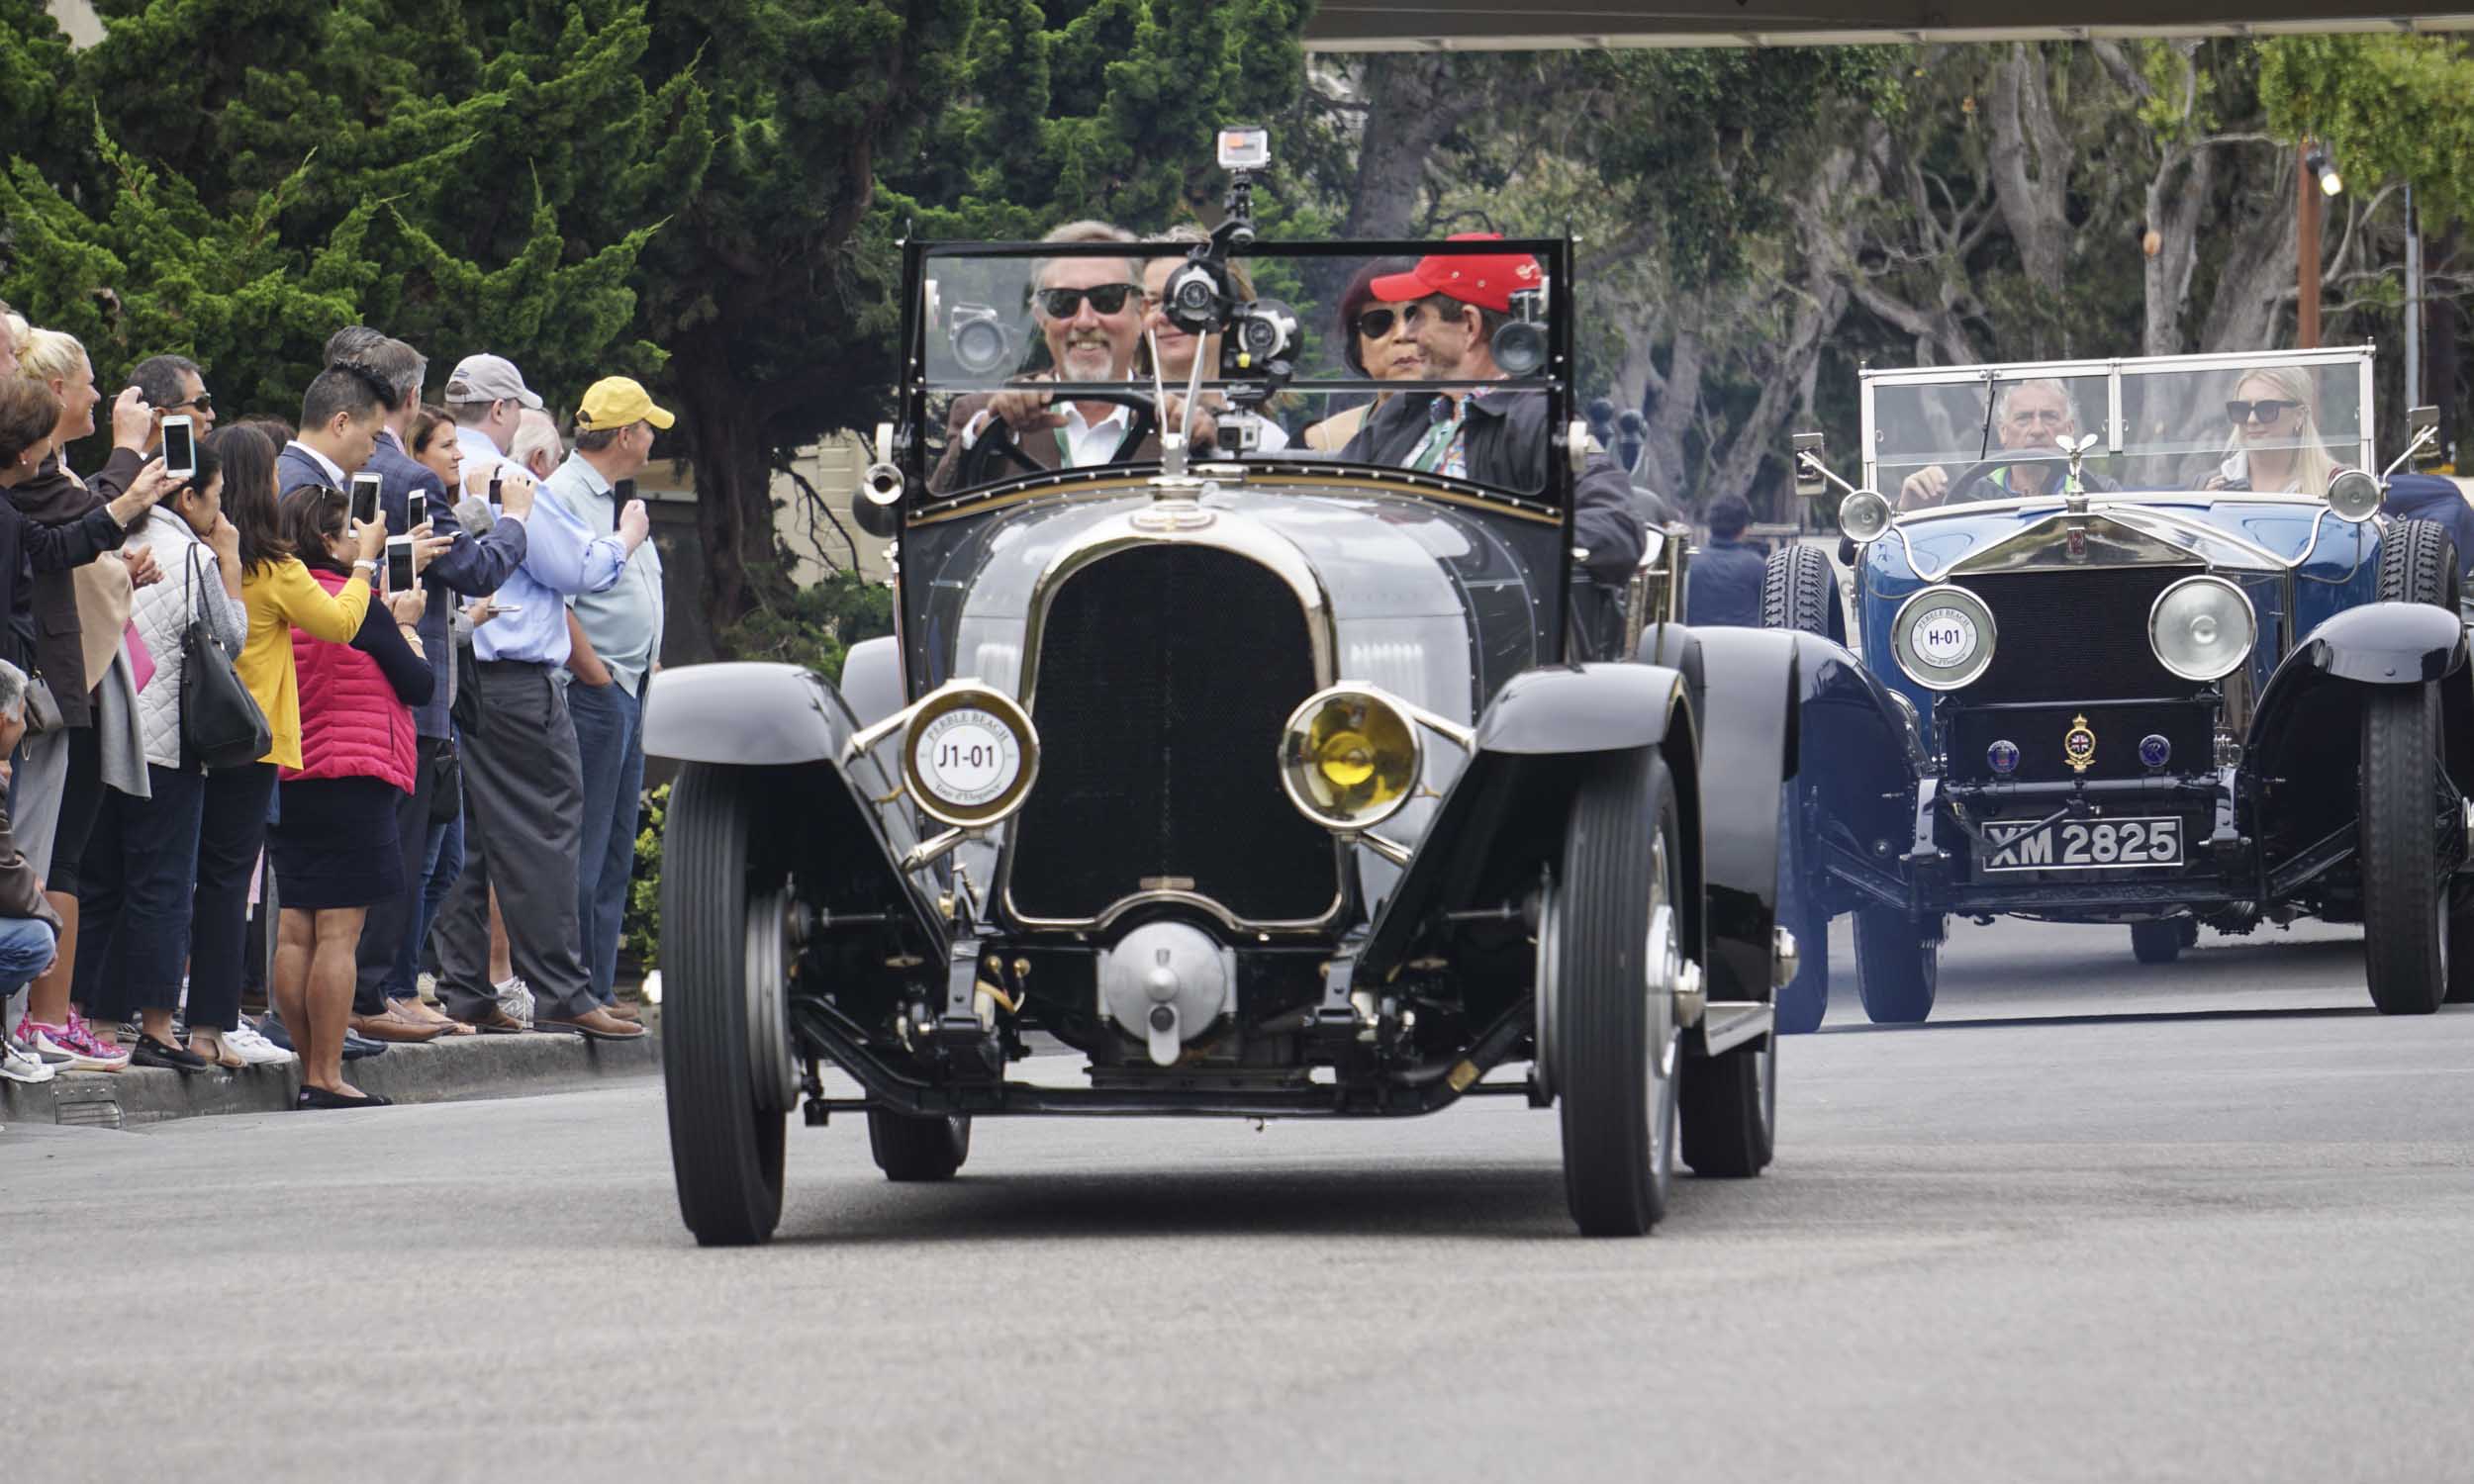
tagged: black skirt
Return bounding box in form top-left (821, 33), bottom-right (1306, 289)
top-left (269, 775), bottom-right (405, 910)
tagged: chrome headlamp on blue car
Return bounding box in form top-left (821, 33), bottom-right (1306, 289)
top-left (1760, 343), bottom-right (2474, 1036)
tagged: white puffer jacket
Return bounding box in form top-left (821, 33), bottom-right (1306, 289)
top-left (127, 510), bottom-right (248, 772)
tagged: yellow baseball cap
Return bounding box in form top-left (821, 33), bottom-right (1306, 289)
top-left (575, 376), bottom-right (675, 431)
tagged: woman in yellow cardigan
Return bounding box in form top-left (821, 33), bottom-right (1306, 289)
top-left (192, 426), bottom-right (384, 1101)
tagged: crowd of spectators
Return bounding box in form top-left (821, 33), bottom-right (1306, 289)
top-left (0, 298), bottom-right (670, 1107)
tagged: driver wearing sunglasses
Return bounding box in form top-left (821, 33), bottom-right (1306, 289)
top-left (933, 222), bottom-right (1215, 492)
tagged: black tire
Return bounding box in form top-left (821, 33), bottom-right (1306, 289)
top-left (867, 1109), bottom-right (972, 1181)
top-left (1852, 905), bottom-right (1938, 1024)
top-left (660, 764), bottom-right (788, 1247)
top-left (2130, 919), bottom-right (2184, 965)
top-left (2361, 683), bottom-right (2451, 1015)
top-left (1772, 790), bottom-right (1830, 1035)
top-left (1556, 748), bottom-right (1683, 1237)
top-left (2376, 518), bottom-right (2461, 607)
top-left (1760, 543), bottom-right (1845, 645)
top-left (1680, 1030), bottom-right (1775, 1178)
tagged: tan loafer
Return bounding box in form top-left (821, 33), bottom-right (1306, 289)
top-left (602, 1001), bottom-right (643, 1024)
top-left (533, 1008), bottom-right (646, 1042)
top-left (456, 1007), bottom-right (531, 1035)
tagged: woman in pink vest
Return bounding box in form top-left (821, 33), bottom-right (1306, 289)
top-left (268, 485), bottom-right (430, 1108)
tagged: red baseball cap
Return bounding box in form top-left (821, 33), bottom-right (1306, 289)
top-left (1370, 232), bottom-right (1545, 314)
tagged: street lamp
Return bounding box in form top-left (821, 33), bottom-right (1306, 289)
top-left (2299, 139), bottom-right (2340, 348)
top-left (2306, 144), bottom-right (2343, 199)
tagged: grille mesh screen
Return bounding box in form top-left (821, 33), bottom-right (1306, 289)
top-left (1009, 546), bottom-right (1338, 923)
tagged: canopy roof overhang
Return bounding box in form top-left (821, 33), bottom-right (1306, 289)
top-left (1302, 1), bottom-right (2474, 50)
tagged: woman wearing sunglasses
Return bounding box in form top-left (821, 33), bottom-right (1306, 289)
top-left (2204, 367), bottom-right (2344, 497)
top-left (1302, 258), bottom-right (1424, 454)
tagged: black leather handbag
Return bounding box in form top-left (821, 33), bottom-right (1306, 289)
top-left (178, 547), bottom-right (272, 770)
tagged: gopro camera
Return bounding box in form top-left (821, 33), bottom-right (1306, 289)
top-left (1216, 126), bottom-right (1271, 171)
top-left (160, 415), bottom-right (197, 481)
top-left (948, 303), bottom-right (1014, 377)
top-left (349, 472), bottom-right (383, 528)
top-left (385, 535), bottom-right (415, 592)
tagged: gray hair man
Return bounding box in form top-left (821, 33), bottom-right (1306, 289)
top-left (1897, 378), bottom-right (2117, 509)
top-left (0, 659), bottom-right (66, 1085)
top-left (431, 352), bottom-right (650, 1042)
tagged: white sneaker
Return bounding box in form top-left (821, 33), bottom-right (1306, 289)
top-left (224, 1017), bottom-right (297, 1067)
top-left (493, 975), bottom-right (535, 1023)
top-left (416, 972), bottom-right (439, 1005)
top-left (2, 1035), bottom-right (56, 1084)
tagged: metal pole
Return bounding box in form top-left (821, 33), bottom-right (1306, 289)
top-left (2298, 141), bottom-right (2322, 350)
top-left (2407, 184), bottom-right (2424, 408)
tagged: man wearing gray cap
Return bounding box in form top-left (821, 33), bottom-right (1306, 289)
top-left (432, 351), bottom-right (649, 1041)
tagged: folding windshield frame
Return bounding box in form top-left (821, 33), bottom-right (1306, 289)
top-left (896, 234), bottom-right (1577, 507)
top-left (1856, 344), bottom-right (2377, 496)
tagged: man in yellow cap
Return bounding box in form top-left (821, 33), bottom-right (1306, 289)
top-left (545, 376), bottom-right (673, 1014)
top-left (434, 372), bottom-right (655, 1040)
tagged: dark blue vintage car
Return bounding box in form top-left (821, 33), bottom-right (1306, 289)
top-left (1759, 347), bottom-right (2472, 1030)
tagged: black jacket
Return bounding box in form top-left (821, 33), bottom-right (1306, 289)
top-left (6, 449), bottom-right (141, 727)
top-left (1338, 388), bottom-right (1646, 584)
top-left (1684, 537), bottom-right (1767, 628)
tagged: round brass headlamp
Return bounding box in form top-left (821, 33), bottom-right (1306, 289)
top-left (902, 685), bottom-right (1039, 830)
top-left (1279, 687), bottom-right (1421, 832)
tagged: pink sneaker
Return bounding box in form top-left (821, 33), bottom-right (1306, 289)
top-left (18, 1011), bottom-right (131, 1072)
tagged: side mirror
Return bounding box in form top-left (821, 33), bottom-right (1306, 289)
top-left (2412, 404), bottom-right (2441, 437)
top-left (1792, 431), bottom-right (1829, 500)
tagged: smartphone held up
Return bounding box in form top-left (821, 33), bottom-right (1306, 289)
top-left (160, 416), bottom-right (197, 481)
top-left (350, 472), bottom-right (383, 529)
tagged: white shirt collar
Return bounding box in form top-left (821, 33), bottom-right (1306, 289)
top-left (286, 439), bottom-right (347, 489)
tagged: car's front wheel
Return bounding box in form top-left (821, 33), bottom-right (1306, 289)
top-left (661, 763), bottom-right (792, 1247)
top-left (2360, 682), bottom-right (2458, 1015)
top-left (1852, 906), bottom-right (1938, 1024)
top-left (1553, 747), bottom-right (1684, 1237)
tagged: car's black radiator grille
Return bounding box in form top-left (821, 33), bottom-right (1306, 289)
top-left (1008, 546), bottom-right (1337, 924)
top-left (1953, 566), bottom-right (2199, 703)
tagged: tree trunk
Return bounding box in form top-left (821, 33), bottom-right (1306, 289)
top-left (1987, 45), bottom-right (2073, 292)
top-left (670, 329), bottom-right (791, 656)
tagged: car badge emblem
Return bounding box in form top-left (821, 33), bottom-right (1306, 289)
top-left (1130, 499), bottom-right (1216, 532)
top-left (2063, 713), bottom-right (2097, 775)
top-left (2064, 524), bottom-right (2089, 562)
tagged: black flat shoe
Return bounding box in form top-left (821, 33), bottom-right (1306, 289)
top-left (132, 1034), bottom-right (210, 1073)
top-left (296, 1084), bottom-right (394, 1110)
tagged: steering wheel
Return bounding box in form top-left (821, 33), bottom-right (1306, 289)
top-left (963, 392), bottom-right (1164, 481)
top-left (1928, 451), bottom-right (2071, 507)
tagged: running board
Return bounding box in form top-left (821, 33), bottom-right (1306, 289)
top-left (1695, 1000), bottom-right (1774, 1057)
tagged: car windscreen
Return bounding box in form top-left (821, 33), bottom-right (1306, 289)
top-left (911, 238), bottom-right (1568, 501)
top-left (1866, 355), bottom-right (2370, 504)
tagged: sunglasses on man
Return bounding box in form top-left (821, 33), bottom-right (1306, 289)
top-left (1034, 284), bottom-right (1143, 319)
top-left (2227, 399), bottom-right (2301, 424)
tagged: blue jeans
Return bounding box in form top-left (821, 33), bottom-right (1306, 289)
top-left (567, 678), bottom-right (643, 1004)
top-left (0, 914), bottom-right (59, 996)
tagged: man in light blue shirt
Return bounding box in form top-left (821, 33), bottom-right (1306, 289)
top-left (430, 352), bottom-right (650, 1043)
top-left (538, 376), bottom-right (671, 1009)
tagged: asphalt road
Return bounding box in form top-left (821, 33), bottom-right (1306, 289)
top-left (8, 915), bottom-right (2474, 1483)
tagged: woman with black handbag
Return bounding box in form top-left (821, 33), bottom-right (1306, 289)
top-left (73, 437), bottom-right (251, 1069)
top-left (191, 424), bottom-right (379, 1087)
